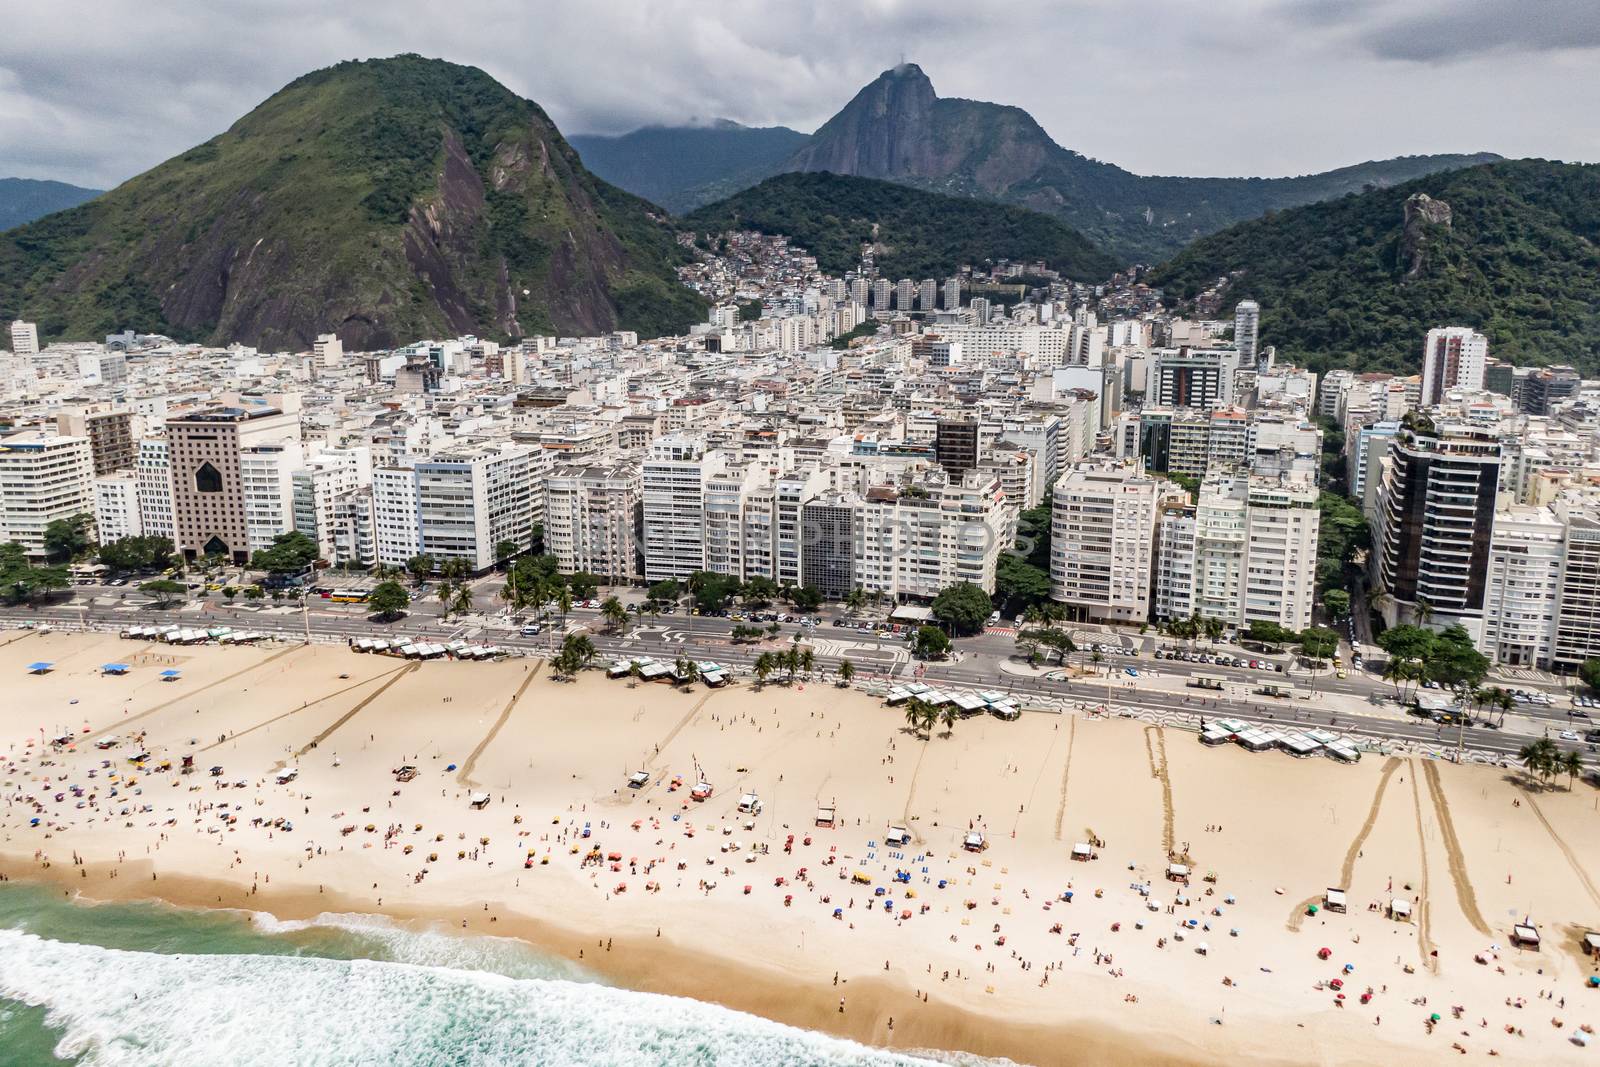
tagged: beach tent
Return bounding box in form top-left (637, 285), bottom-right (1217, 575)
top-left (1166, 863), bottom-right (1191, 882)
top-left (1325, 740), bottom-right (1361, 763)
top-left (884, 688), bottom-right (912, 706)
top-left (1071, 842), bottom-right (1096, 861)
top-left (737, 792), bottom-right (763, 815)
top-left (1214, 718), bottom-right (1249, 735)
top-left (1388, 898), bottom-right (1413, 922)
top-left (607, 659), bottom-right (634, 677)
top-left (469, 792), bottom-right (491, 809)
top-left (275, 767), bottom-right (298, 785)
top-left (627, 771), bottom-right (650, 789)
top-left (885, 826), bottom-right (910, 847)
top-left (1512, 923), bottom-right (1541, 949)
top-left (952, 691), bottom-right (987, 715)
top-left (1235, 727), bottom-right (1275, 752)
top-left (815, 806), bottom-right (836, 828)
top-left (989, 702), bottom-right (1021, 721)
top-left (159, 669), bottom-right (182, 681)
top-left (1583, 932), bottom-right (1600, 959)
top-left (1277, 732), bottom-right (1322, 757)
top-left (962, 831), bottom-right (986, 852)
top-left (1200, 724), bottom-right (1232, 746)
top-left (26, 662), bottom-right (53, 674)
top-left (101, 663), bottom-right (130, 675)
top-left (1324, 888), bottom-right (1347, 913)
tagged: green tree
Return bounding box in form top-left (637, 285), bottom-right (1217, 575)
top-left (138, 579), bottom-right (186, 606)
top-left (406, 554), bottom-right (435, 584)
top-left (787, 585), bottom-right (823, 613)
top-left (939, 704), bottom-right (959, 737)
top-left (566, 572), bottom-right (602, 600)
top-left (250, 531), bottom-right (320, 575)
top-left (243, 585), bottom-right (263, 601)
top-left (914, 625), bottom-right (951, 660)
top-left (1562, 749), bottom-right (1585, 791)
top-left (98, 534), bottom-right (174, 572)
top-left (994, 554), bottom-right (1052, 613)
top-left (740, 576), bottom-right (780, 609)
top-left (754, 652), bottom-right (774, 685)
top-left (688, 570), bottom-right (741, 613)
top-left (600, 595), bottom-right (628, 632)
top-left (837, 659), bottom-right (856, 687)
top-left (368, 580), bottom-right (410, 620)
top-left (494, 540), bottom-right (520, 567)
top-left (931, 582), bottom-right (992, 636)
top-left (904, 698), bottom-right (932, 739)
top-left (1298, 626), bottom-right (1340, 666)
top-left (222, 586), bottom-right (237, 602)
top-left (646, 579), bottom-right (680, 605)
top-left (1580, 659), bottom-right (1600, 694)
top-left (450, 584), bottom-right (475, 618)
top-left (845, 587), bottom-right (866, 613)
top-left (42, 514), bottom-right (94, 563)
top-left (1322, 589), bottom-right (1351, 621)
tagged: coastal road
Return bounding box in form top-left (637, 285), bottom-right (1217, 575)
top-left (2, 592), bottom-right (1582, 766)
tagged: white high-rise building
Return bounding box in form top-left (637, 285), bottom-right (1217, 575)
top-left (1233, 300), bottom-right (1261, 371)
top-left (642, 434), bottom-right (726, 582)
top-left (0, 432), bottom-right (94, 557)
top-left (1049, 464), bottom-right (1185, 623)
top-left (292, 447), bottom-right (373, 560)
top-left (543, 463), bottom-right (641, 582)
top-left (93, 471), bottom-right (143, 542)
top-left (240, 442), bottom-right (306, 554)
top-left (1420, 327), bottom-right (1488, 407)
top-left (412, 443), bottom-right (539, 571)
top-left (135, 437), bottom-right (174, 541)
top-left (314, 333), bottom-right (344, 367)
top-left (1480, 505), bottom-right (1565, 668)
top-left (8, 320), bottom-right (39, 357)
top-left (373, 465), bottom-right (421, 568)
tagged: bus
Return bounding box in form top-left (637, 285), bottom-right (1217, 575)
top-left (1189, 676), bottom-right (1226, 691)
top-left (326, 589), bottom-right (370, 604)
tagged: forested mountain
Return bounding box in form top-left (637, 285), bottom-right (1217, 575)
top-left (569, 121), bottom-right (809, 213)
top-left (0, 178), bottom-right (102, 232)
top-left (0, 55), bottom-right (705, 350)
top-left (685, 172), bottom-right (1120, 281)
top-left (1147, 160), bottom-right (1600, 375)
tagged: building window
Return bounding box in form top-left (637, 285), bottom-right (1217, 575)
top-left (195, 462), bottom-right (223, 493)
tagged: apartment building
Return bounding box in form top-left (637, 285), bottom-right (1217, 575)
top-left (1049, 464), bottom-right (1184, 622)
top-left (544, 463), bottom-right (641, 582)
top-left (411, 443), bottom-right (539, 571)
top-left (642, 434), bottom-right (726, 582)
top-left (165, 406), bottom-right (301, 563)
top-left (292, 448), bottom-right (373, 560)
top-left (1479, 505), bottom-right (1565, 668)
top-left (1150, 347), bottom-right (1239, 409)
top-left (853, 473), bottom-right (1009, 599)
top-left (135, 437), bottom-right (174, 541)
top-left (1420, 327), bottom-right (1488, 407)
top-left (240, 442), bottom-right (305, 554)
top-left (0, 432), bottom-right (94, 557)
top-left (56, 407), bottom-right (139, 474)
top-left (93, 470), bottom-right (143, 542)
top-left (1373, 418), bottom-right (1502, 637)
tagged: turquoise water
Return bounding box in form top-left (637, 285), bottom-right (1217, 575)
top-left (0, 884), bottom-right (974, 1066)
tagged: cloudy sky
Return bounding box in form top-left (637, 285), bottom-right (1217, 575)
top-left (4, 0), bottom-right (1598, 189)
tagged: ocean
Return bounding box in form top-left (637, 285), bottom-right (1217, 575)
top-left (0, 883), bottom-right (986, 1066)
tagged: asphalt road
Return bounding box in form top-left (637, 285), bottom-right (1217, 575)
top-left (6, 586), bottom-right (1588, 767)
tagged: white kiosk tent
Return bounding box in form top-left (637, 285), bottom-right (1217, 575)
top-left (1512, 923), bottom-right (1541, 949)
top-left (1324, 888), bottom-right (1347, 913)
top-left (1388, 898), bottom-right (1413, 922)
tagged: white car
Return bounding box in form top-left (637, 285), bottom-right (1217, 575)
top-left (1560, 730), bottom-right (1581, 742)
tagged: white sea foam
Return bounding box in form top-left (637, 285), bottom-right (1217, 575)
top-left (241, 909), bottom-right (588, 982)
top-left (0, 929), bottom-right (957, 1066)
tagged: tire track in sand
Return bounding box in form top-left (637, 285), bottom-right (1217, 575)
top-left (1143, 725), bottom-right (1175, 855)
top-left (1287, 756), bottom-right (1403, 931)
top-left (1516, 784), bottom-right (1600, 911)
top-left (457, 660), bottom-right (544, 788)
top-left (87, 644), bottom-right (304, 741)
top-left (201, 664), bottom-right (409, 752)
top-left (1053, 717), bottom-right (1078, 841)
top-left (1421, 760), bottom-right (1492, 936)
top-left (293, 661), bottom-right (419, 757)
top-left (646, 692), bottom-right (715, 769)
top-left (1407, 760), bottom-right (1438, 971)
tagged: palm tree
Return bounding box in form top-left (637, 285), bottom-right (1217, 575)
top-left (436, 579), bottom-right (456, 615)
top-left (783, 647), bottom-right (800, 684)
top-left (837, 659), bottom-right (855, 687)
top-left (799, 646), bottom-right (814, 677)
top-left (754, 653), bottom-right (774, 686)
top-left (1563, 749), bottom-right (1585, 791)
top-left (939, 705), bottom-right (958, 737)
top-left (600, 595), bottom-right (627, 632)
top-left (451, 584), bottom-right (474, 618)
top-left (556, 585), bottom-right (573, 630)
top-left (627, 660), bottom-right (643, 688)
top-left (904, 698), bottom-right (930, 739)
top-left (1414, 598), bottom-right (1434, 627)
top-left (1518, 738), bottom-right (1560, 787)
top-left (1090, 650), bottom-right (1103, 673)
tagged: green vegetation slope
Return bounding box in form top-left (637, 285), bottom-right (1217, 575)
top-left (684, 171), bottom-right (1120, 281)
top-left (0, 55), bottom-right (704, 349)
top-left (570, 121), bottom-right (810, 214)
top-left (1147, 159), bottom-right (1600, 375)
top-left (0, 178), bottom-right (102, 232)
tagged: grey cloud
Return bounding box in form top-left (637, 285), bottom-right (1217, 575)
top-left (0, 1), bottom-right (1595, 190)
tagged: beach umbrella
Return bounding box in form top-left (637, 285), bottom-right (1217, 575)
top-left (1431, 1013), bottom-right (1441, 1023)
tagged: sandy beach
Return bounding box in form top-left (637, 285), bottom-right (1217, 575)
top-left (3, 630), bottom-right (1599, 1064)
